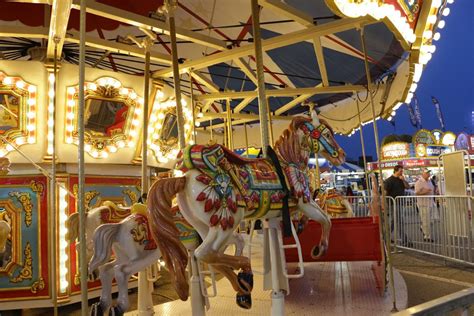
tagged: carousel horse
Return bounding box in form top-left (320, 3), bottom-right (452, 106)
top-left (66, 201), bottom-right (133, 265)
top-left (88, 204), bottom-right (244, 315)
top-left (147, 111), bottom-right (345, 309)
top-left (316, 188), bottom-right (353, 218)
top-left (0, 220), bottom-right (10, 254)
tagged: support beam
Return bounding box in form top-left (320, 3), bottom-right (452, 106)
top-left (190, 71), bottom-right (220, 92)
top-left (47, 0), bottom-right (72, 59)
top-left (66, 31), bottom-right (172, 64)
top-left (152, 17), bottom-right (370, 78)
top-left (199, 111), bottom-right (291, 122)
top-left (275, 93), bottom-right (314, 115)
top-left (233, 58), bottom-right (258, 85)
top-left (312, 36), bottom-right (329, 86)
top-left (195, 84), bottom-right (363, 101)
top-left (234, 97), bottom-right (255, 113)
top-left (208, 118), bottom-right (255, 130)
top-left (70, 0), bottom-right (226, 50)
top-left (0, 26), bottom-right (48, 39)
top-left (258, 0), bottom-right (313, 27)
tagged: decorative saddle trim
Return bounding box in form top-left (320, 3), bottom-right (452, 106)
top-left (100, 201), bottom-right (132, 224)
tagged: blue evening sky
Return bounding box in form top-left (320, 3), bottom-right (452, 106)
top-left (335, 0), bottom-right (474, 161)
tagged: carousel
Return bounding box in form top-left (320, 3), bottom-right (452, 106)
top-left (0, 0), bottom-right (450, 315)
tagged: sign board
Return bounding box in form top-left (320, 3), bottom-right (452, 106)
top-left (441, 132), bottom-right (456, 146)
top-left (381, 142), bottom-right (410, 161)
top-left (415, 144), bottom-right (451, 158)
top-left (413, 129), bottom-right (435, 145)
top-left (367, 159), bottom-right (437, 171)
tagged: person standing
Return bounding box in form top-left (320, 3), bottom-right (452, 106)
top-left (415, 169), bottom-right (435, 242)
top-left (384, 165), bottom-right (411, 246)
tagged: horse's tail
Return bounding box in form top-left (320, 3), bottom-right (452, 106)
top-left (89, 223), bottom-right (120, 273)
top-left (65, 212), bottom-right (82, 243)
top-left (148, 176), bottom-right (188, 301)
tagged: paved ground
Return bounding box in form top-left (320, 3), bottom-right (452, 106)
top-left (2, 250), bottom-right (473, 315)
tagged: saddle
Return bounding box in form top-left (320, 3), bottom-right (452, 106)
top-left (100, 201), bottom-right (132, 223)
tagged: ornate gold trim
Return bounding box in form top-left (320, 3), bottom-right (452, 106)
top-left (72, 185), bottom-right (100, 209)
top-left (9, 191), bottom-right (32, 227)
top-left (123, 189), bottom-right (138, 205)
top-left (30, 180), bottom-right (44, 195)
top-left (10, 242), bottom-right (32, 283)
top-left (30, 277), bottom-right (45, 293)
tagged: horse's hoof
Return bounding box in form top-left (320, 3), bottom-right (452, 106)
top-left (311, 243), bottom-right (327, 258)
top-left (296, 222), bottom-right (304, 235)
top-left (237, 271), bottom-right (254, 293)
top-left (89, 301), bottom-right (106, 316)
top-left (236, 293), bottom-right (252, 309)
top-left (110, 305), bottom-right (125, 316)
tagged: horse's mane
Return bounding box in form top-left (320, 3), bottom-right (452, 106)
top-left (274, 116), bottom-right (312, 165)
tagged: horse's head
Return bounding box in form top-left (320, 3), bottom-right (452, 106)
top-left (305, 111), bottom-right (345, 165)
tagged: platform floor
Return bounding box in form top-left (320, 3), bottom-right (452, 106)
top-left (125, 233), bottom-right (407, 316)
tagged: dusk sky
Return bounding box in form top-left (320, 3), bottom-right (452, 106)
top-left (335, 0), bottom-right (474, 161)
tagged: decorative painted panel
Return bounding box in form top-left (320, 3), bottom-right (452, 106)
top-left (0, 175), bottom-right (49, 301)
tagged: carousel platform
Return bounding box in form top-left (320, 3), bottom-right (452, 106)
top-left (125, 234), bottom-right (408, 316)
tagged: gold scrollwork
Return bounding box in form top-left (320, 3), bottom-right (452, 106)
top-left (131, 223), bottom-right (147, 245)
top-left (30, 277), bottom-right (45, 293)
top-left (9, 191), bottom-right (33, 227)
top-left (123, 189), bottom-right (138, 205)
top-left (30, 180), bottom-right (44, 195)
top-left (85, 191), bottom-right (100, 208)
top-left (10, 242), bottom-right (32, 283)
top-left (74, 272), bottom-right (80, 286)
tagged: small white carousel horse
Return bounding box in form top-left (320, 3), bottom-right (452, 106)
top-left (316, 188), bottom-right (354, 218)
top-left (147, 111), bottom-right (345, 309)
top-left (88, 204), bottom-right (244, 315)
top-left (0, 220), bottom-right (11, 254)
top-left (66, 201), bottom-right (133, 263)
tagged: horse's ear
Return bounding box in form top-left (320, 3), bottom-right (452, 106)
top-left (311, 110), bottom-right (320, 126)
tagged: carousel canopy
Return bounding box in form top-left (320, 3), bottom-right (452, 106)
top-left (0, 0), bottom-right (446, 137)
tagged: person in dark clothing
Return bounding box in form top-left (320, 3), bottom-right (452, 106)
top-left (384, 165), bottom-right (411, 246)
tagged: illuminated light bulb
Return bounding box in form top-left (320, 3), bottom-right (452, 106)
top-left (108, 145), bottom-right (117, 153)
top-left (447, 0), bottom-right (454, 3)
top-left (91, 151), bottom-right (99, 158)
top-left (433, 32), bottom-right (441, 41)
top-left (101, 151), bottom-right (109, 158)
top-left (27, 112), bottom-right (35, 119)
top-left (423, 30), bottom-right (433, 39)
top-left (129, 130), bottom-right (137, 137)
top-left (120, 88), bottom-right (129, 95)
top-left (67, 87), bottom-right (75, 94)
top-left (156, 123), bottom-right (162, 129)
top-left (47, 132), bottom-right (54, 141)
top-left (130, 92), bottom-right (137, 100)
top-left (88, 83), bottom-right (97, 91)
top-left (28, 137), bottom-right (35, 144)
top-left (405, 92), bottom-right (414, 103)
top-left (184, 123), bottom-right (191, 130)
top-left (157, 90), bottom-right (164, 99)
top-left (153, 133), bottom-right (159, 140)
top-left (84, 144), bottom-right (92, 151)
top-left (148, 127), bottom-right (154, 133)
top-left (3, 77), bottom-right (12, 85)
top-left (391, 111), bottom-right (396, 116)
top-left (195, 122), bottom-right (201, 127)
top-left (28, 98), bottom-right (36, 106)
top-left (147, 140), bottom-right (152, 145)
top-left (48, 90), bottom-right (55, 98)
top-left (197, 112), bottom-right (203, 118)
top-left (138, 97), bottom-right (144, 105)
top-left (66, 137), bottom-right (73, 144)
top-left (134, 108), bottom-right (142, 115)
top-left (128, 141), bottom-right (135, 147)
top-left (27, 124), bottom-right (35, 131)
top-left (432, 0), bottom-right (442, 8)
top-left (132, 119), bottom-right (139, 126)
top-left (117, 141), bottom-right (125, 148)
top-left (48, 118), bottom-right (54, 127)
top-left (16, 80), bottom-right (25, 89)
top-left (150, 114), bottom-right (157, 122)
top-left (438, 20), bottom-right (445, 29)
top-left (15, 138), bottom-right (25, 145)
top-left (442, 7), bottom-right (450, 16)
top-left (5, 144), bottom-right (13, 151)
top-left (409, 83), bottom-right (418, 92)
top-left (48, 104), bottom-right (55, 113)
top-left (66, 125), bottom-right (74, 132)
top-left (97, 78), bottom-right (107, 86)
top-left (429, 45), bottom-right (436, 53)
top-left (181, 98), bottom-right (187, 106)
top-left (189, 140), bottom-right (195, 145)
top-left (28, 85), bottom-right (36, 93)
top-left (66, 112), bottom-right (75, 120)
top-left (47, 147), bottom-right (53, 155)
top-left (427, 15), bottom-right (437, 24)
top-left (158, 113), bottom-right (165, 120)
top-left (112, 80), bottom-right (121, 89)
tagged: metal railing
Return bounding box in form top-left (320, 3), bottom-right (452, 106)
top-left (392, 195), bottom-right (473, 265)
top-left (393, 287), bottom-right (474, 316)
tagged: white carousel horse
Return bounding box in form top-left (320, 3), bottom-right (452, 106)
top-left (88, 204), bottom-right (244, 316)
top-left (147, 111), bottom-right (345, 309)
top-left (316, 188), bottom-right (354, 218)
top-left (0, 220), bottom-right (11, 254)
top-left (66, 201), bottom-right (133, 264)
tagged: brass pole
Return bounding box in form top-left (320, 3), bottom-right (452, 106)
top-left (355, 95), bottom-right (371, 193)
top-left (251, 0), bottom-right (270, 157)
top-left (78, 0), bottom-right (88, 314)
top-left (190, 71), bottom-right (197, 143)
top-left (244, 123), bottom-right (249, 157)
top-left (226, 99), bottom-right (234, 150)
top-left (141, 40), bottom-right (151, 194)
top-left (360, 27), bottom-right (397, 312)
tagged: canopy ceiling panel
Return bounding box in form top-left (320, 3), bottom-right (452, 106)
top-left (0, 0), bottom-right (443, 134)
